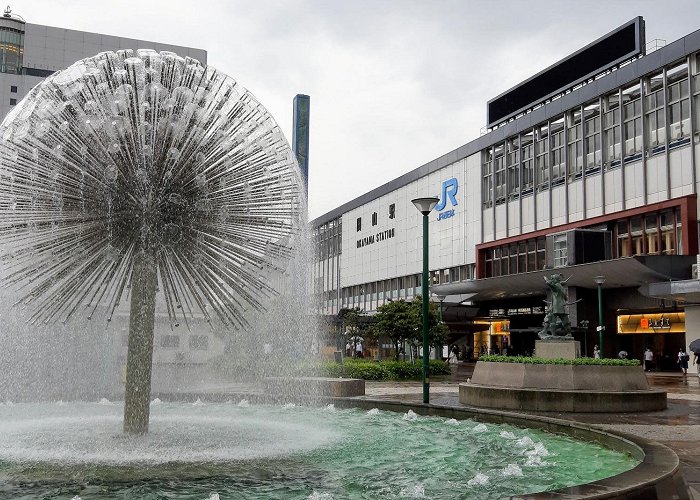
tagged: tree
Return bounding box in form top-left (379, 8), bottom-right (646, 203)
top-left (372, 300), bottom-right (417, 360)
top-left (338, 307), bottom-right (368, 358)
top-left (411, 296), bottom-right (450, 355)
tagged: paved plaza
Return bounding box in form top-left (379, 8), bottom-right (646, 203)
top-left (364, 363), bottom-right (700, 499)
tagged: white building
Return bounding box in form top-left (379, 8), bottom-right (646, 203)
top-left (312, 17), bottom-right (700, 372)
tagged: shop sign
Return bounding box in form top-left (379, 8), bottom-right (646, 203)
top-left (617, 312), bottom-right (685, 334)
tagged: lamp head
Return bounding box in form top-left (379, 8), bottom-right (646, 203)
top-left (411, 196), bottom-right (440, 215)
top-left (592, 275), bottom-right (606, 286)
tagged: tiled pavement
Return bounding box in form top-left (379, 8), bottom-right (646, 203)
top-left (364, 365), bottom-right (700, 499)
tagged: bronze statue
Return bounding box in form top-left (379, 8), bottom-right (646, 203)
top-left (538, 274), bottom-right (575, 340)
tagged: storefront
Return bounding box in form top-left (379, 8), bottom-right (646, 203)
top-left (473, 319), bottom-right (511, 358)
top-left (617, 311), bottom-right (686, 370)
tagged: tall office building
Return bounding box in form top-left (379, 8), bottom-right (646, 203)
top-left (0, 7), bottom-right (207, 121)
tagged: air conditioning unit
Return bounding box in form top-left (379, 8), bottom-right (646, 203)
top-left (693, 264), bottom-right (699, 279)
top-left (670, 123), bottom-right (684, 140)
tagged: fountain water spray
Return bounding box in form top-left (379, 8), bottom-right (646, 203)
top-left (0, 49), bottom-right (305, 434)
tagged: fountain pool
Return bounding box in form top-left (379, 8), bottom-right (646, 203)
top-left (0, 401), bottom-right (638, 499)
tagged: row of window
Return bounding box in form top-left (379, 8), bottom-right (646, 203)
top-left (357, 204), bottom-right (395, 232)
top-left (482, 208), bottom-right (683, 278)
top-left (482, 55), bottom-right (699, 207)
top-left (313, 217), bottom-right (342, 260)
top-left (337, 264), bottom-right (475, 312)
top-left (159, 334), bottom-right (209, 350)
top-left (122, 333), bottom-right (210, 350)
top-left (615, 209), bottom-right (682, 257)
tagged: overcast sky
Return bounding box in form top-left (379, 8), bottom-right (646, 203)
top-left (16, 1), bottom-right (700, 219)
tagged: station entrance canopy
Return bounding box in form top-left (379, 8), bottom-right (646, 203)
top-left (432, 256), bottom-right (695, 302)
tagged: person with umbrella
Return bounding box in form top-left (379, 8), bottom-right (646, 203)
top-left (689, 339), bottom-right (700, 378)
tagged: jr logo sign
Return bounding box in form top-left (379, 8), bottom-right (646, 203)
top-left (435, 177), bottom-right (458, 221)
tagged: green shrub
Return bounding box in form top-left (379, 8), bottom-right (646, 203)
top-left (315, 359), bottom-right (451, 381)
top-left (479, 355), bottom-right (640, 366)
top-left (429, 359), bottom-right (451, 375)
top-left (343, 360), bottom-right (390, 380)
top-left (382, 360), bottom-right (422, 379)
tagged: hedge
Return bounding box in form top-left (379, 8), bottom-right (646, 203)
top-left (479, 355), bottom-right (640, 366)
top-left (316, 359), bottom-right (451, 380)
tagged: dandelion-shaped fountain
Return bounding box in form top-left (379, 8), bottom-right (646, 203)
top-left (0, 49), bottom-right (304, 434)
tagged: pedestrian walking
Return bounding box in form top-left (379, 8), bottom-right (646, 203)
top-left (593, 345), bottom-right (600, 359)
top-left (678, 347), bottom-right (690, 375)
top-left (644, 348), bottom-right (654, 372)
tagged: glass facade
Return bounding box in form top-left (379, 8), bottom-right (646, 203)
top-left (0, 25), bottom-right (23, 74)
top-left (480, 52), bottom-right (699, 203)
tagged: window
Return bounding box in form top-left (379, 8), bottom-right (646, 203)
top-left (667, 62), bottom-right (690, 143)
top-left (645, 72), bottom-right (665, 151)
top-left (521, 131), bottom-right (534, 193)
top-left (535, 124), bottom-right (549, 190)
top-left (645, 214), bottom-right (659, 255)
top-left (517, 242), bottom-right (526, 273)
top-left (356, 217), bottom-right (361, 232)
top-left (506, 137), bottom-right (520, 198)
top-left (10, 85), bottom-right (16, 93)
top-left (566, 110), bottom-right (583, 179)
top-left (583, 102), bottom-right (601, 172)
top-left (482, 148), bottom-right (493, 207)
top-left (494, 143), bottom-right (505, 203)
top-left (536, 237), bottom-right (546, 270)
top-left (189, 335), bottom-right (209, 350)
top-left (622, 83), bottom-right (642, 158)
top-left (617, 220), bottom-right (631, 257)
top-left (550, 117), bottom-right (565, 184)
top-left (630, 216), bottom-right (643, 255)
top-left (484, 251), bottom-right (493, 278)
top-left (693, 52), bottom-right (700, 144)
top-left (388, 203), bottom-right (395, 219)
top-left (9, 98), bottom-right (16, 105)
top-left (493, 248), bottom-right (501, 276)
top-left (660, 210), bottom-right (675, 255)
top-left (527, 240), bottom-right (536, 271)
top-left (371, 212), bottom-right (377, 226)
top-left (509, 244), bottom-right (517, 274)
top-left (161, 335), bottom-right (180, 348)
top-left (553, 233), bottom-right (567, 268)
top-left (603, 92), bottom-right (621, 168)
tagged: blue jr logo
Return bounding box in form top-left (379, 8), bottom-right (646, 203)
top-left (436, 177), bottom-right (458, 221)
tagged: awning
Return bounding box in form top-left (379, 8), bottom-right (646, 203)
top-left (640, 279), bottom-right (700, 304)
top-left (431, 255), bottom-right (694, 302)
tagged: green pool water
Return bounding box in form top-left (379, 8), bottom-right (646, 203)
top-left (0, 401), bottom-right (639, 499)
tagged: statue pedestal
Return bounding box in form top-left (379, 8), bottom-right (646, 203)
top-left (535, 340), bottom-right (580, 360)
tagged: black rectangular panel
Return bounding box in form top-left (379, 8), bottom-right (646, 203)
top-left (487, 17), bottom-right (644, 128)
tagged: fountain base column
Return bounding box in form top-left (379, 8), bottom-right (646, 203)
top-left (123, 250), bottom-right (158, 435)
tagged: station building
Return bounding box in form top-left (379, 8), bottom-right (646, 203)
top-left (311, 17), bottom-right (700, 373)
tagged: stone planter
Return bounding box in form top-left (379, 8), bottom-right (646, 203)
top-left (459, 361), bottom-right (666, 412)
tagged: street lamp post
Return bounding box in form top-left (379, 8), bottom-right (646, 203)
top-left (412, 196), bottom-right (439, 404)
top-left (593, 276), bottom-right (606, 357)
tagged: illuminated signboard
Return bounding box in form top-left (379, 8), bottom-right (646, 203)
top-left (487, 17), bottom-right (644, 128)
top-left (617, 312), bottom-right (685, 334)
